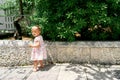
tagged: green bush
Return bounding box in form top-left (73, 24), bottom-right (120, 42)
top-left (34, 0), bottom-right (120, 41)
top-left (1, 0), bottom-right (120, 41)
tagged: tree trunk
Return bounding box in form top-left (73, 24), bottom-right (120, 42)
top-left (13, 0), bottom-right (24, 40)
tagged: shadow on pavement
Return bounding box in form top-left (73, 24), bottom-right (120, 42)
top-left (39, 63), bottom-right (56, 71)
top-left (65, 63), bottom-right (119, 80)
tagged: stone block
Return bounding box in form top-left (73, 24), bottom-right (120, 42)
top-left (1, 40), bottom-right (120, 66)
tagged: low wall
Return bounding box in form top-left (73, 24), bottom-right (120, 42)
top-left (0, 40), bottom-right (120, 66)
top-left (0, 40), bottom-right (31, 66)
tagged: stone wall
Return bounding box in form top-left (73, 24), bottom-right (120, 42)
top-left (0, 40), bottom-right (31, 66)
top-left (0, 40), bottom-right (120, 66)
top-left (46, 41), bottom-right (120, 65)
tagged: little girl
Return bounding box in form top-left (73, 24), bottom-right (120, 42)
top-left (29, 25), bottom-right (47, 72)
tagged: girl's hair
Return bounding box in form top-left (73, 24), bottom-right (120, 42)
top-left (34, 25), bottom-right (41, 31)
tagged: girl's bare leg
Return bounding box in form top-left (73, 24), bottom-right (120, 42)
top-left (33, 60), bottom-right (38, 72)
top-left (39, 60), bottom-right (44, 68)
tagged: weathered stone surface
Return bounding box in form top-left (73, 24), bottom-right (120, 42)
top-left (0, 40), bottom-right (31, 66)
top-left (0, 40), bottom-right (120, 66)
top-left (46, 41), bottom-right (120, 64)
top-left (1, 64), bottom-right (120, 80)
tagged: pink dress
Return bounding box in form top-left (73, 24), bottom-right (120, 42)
top-left (31, 35), bottom-right (47, 60)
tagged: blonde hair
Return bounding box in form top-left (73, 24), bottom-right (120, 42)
top-left (34, 25), bottom-right (41, 31)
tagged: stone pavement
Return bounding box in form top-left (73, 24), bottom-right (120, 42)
top-left (0, 63), bottom-right (120, 80)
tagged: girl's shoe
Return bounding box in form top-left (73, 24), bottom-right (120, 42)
top-left (38, 65), bottom-right (44, 69)
top-left (33, 68), bottom-right (38, 72)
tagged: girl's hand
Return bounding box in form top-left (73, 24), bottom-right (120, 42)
top-left (28, 41), bottom-right (40, 48)
top-left (29, 44), bottom-right (32, 47)
top-left (29, 42), bottom-right (33, 47)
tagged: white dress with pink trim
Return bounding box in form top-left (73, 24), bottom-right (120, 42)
top-left (31, 35), bottom-right (47, 60)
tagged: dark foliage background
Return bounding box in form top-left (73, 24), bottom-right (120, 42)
top-left (34, 0), bottom-right (120, 41)
top-left (0, 0), bottom-right (120, 41)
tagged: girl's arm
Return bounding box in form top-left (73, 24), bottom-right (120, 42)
top-left (29, 41), bottom-right (40, 48)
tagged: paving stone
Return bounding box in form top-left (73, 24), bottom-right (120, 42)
top-left (0, 64), bottom-right (120, 80)
top-left (0, 67), bottom-right (32, 80)
top-left (57, 64), bottom-right (86, 80)
top-left (84, 64), bottom-right (119, 80)
top-left (27, 64), bottom-right (61, 80)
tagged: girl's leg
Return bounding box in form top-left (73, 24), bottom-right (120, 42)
top-left (33, 60), bottom-right (38, 71)
top-left (39, 60), bottom-right (44, 68)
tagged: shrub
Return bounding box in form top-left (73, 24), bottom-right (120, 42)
top-left (1, 0), bottom-right (120, 41)
top-left (34, 0), bottom-right (120, 41)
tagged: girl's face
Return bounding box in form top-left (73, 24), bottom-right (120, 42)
top-left (31, 27), bottom-right (40, 37)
